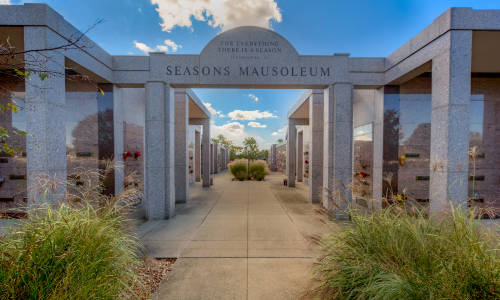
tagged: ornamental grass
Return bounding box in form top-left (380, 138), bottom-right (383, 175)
top-left (228, 159), bottom-right (269, 181)
top-left (315, 206), bottom-right (500, 300)
top-left (0, 162), bottom-right (143, 299)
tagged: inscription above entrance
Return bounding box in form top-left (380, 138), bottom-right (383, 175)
top-left (153, 26), bottom-right (335, 86)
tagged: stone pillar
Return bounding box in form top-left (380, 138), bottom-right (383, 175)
top-left (324, 83), bottom-right (353, 218)
top-left (323, 88), bottom-right (333, 210)
top-left (220, 148), bottom-right (226, 170)
top-left (145, 81), bottom-right (175, 219)
top-left (113, 86), bottom-right (125, 195)
top-left (271, 144), bottom-right (277, 171)
top-left (286, 119), bottom-right (297, 187)
top-left (372, 88), bottom-right (384, 209)
top-left (430, 30), bottom-right (472, 213)
top-left (201, 119), bottom-right (211, 187)
top-left (297, 131), bottom-right (303, 182)
top-left (195, 130), bottom-right (201, 182)
top-left (210, 143), bottom-right (214, 174)
top-left (213, 142), bottom-right (219, 173)
top-left (25, 26), bottom-right (66, 206)
top-left (220, 148), bottom-right (224, 170)
top-left (309, 90), bottom-right (324, 204)
top-left (174, 89), bottom-right (189, 203)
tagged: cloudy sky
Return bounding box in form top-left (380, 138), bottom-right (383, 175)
top-left (5, 0), bottom-right (500, 148)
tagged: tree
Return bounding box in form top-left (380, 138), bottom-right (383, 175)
top-left (257, 149), bottom-right (269, 160)
top-left (277, 138), bottom-right (284, 144)
top-left (243, 137), bottom-right (259, 161)
top-left (243, 137), bottom-right (259, 179)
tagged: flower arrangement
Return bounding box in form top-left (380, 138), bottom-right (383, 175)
top-left (399, 155), bottom-right (406, 166)
top-left (122, 152), bottom-right (131, 160)
top-left (123, 151), bottom-right (142, 160)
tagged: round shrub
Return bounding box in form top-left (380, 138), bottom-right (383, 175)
top-left (230, 161), bottom-right (247, 181)
top-left (249, 164), bottom-right (267, 181)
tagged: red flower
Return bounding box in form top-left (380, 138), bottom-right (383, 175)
top-left (123, 152), bottom-right (129, 160)
top-left (358, 172), bottom-right (369, 178)
top-left (134, 152), bottom-right (142, 159)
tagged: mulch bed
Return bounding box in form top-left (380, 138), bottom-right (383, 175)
top-left (131, 257), bottom-right (176, 299)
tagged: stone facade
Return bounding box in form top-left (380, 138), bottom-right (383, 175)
top-left (1, 4), bottom-right (500, 219)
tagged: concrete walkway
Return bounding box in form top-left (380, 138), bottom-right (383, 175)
top-left (138, 172), bottom-right (338, 300)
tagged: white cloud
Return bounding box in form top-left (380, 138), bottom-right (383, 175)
top-left (228, 109), bottom-right (276, 121)
top-left (150, 0), bottom-right (282, 32)
top-left (134, 39), bottom-right (182, 53)
top-left (211, 121), bottom-right (270, 148)
top-left (203, 102), bottom-right (225, 118)
top-left (247, 94), bottom-right (259, 102)
top-left (271, 125), bottom-right (286, 137)
top-left (248, 121), bottom-right (266, 128)
top-left (156, 39), bottom-right (181, 52)
top-left (134, 41), bottom-right (154, 53)
top-left (212, 121), bottom-right (246, 145)
top-left (0, 0), bottom-right (11, 4)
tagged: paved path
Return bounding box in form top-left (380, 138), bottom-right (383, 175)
top-left (138, 172), bottom-right (338, 300)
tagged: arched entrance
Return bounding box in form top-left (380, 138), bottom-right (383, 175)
top-left (131, 26), bottom-right (355, 220)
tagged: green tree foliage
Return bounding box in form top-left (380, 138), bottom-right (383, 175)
top-left (211, 134), bottom-right (242, 160)
top-left (243, 137), bottom-right (259, 161)
top-left (257, 149), bottom-right (269, 160)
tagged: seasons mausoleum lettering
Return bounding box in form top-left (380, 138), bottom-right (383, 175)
top-left (165, 65), bottom-right (331, 78)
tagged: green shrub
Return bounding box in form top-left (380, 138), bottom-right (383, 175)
top-left (249, 164), bottom-right (268, 181)
top-left (229, 160), bottom-right (247, 181)
top-left (0, 204), bottom-right (141, 299)
top-left (315, 206), bottom-right (500, 299)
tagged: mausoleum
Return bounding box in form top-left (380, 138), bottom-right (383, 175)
top-left (1, 4), bottom-right (500, 219)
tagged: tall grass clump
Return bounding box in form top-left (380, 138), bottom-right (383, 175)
top-left (315, 206), bottom-right (500, 299)
top-left (229, 159), bottom-right (269, 181)
top-left (229, 159), bottom-right (248, 181)
top-left (248, 160), bottom-right (269, 181)
top-left (0, 162), bottom-right (143, 299)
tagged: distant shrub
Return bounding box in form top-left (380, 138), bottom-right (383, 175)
top-left (249, 162), bottom-right (268, 181)
top-left (315, 206), bottom-right (500, 299)
top-left (229, 159), bottom-right (248, 181)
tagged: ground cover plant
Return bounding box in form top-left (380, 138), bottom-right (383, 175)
top-left (315, 206), bottom-right (500, 299)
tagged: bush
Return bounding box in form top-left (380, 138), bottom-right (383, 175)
top-left (0, 204), bottom-right (140, 299)
top-left (315, 206), bottom-right (500, 299)
top-left (229, 159), bottom-right (269, 181)
top-left (249, 163), bottom-right (268, 181)
top-left (229, 159), bottom-right (248, 180)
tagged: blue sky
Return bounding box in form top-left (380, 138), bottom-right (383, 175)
top-left (8, 0), bottom-right (500, 148)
